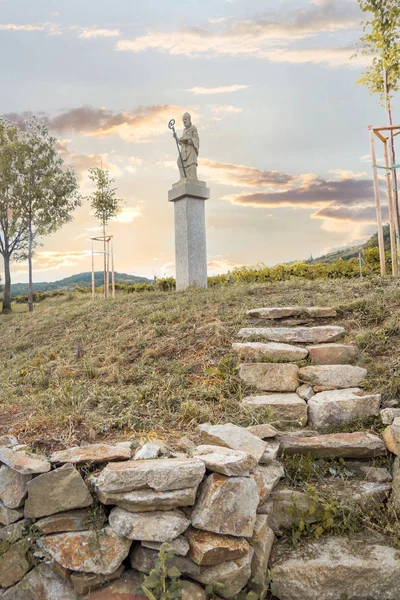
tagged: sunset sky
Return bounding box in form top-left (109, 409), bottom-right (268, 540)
top-left (1, 0), bottom-right (395, 282)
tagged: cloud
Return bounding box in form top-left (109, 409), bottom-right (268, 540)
top-left (0, 22), bottom-right (61, 35)
top-left (188, 84), bottom-right (249, 95)
top-left (116, 1), bottom-right (363, 66)
top-left (201, 159), bottom-right (295, 188)
top-left (312, 205), bottom-right (387, 224)
top-left (76, 27), bottom-right (121, 39)
top-left (209, 105), bottom-right (243, 114)
top-left (14, 251), bottom-right (91, 274)
top-left (113, 206), bottom-right (142, 223)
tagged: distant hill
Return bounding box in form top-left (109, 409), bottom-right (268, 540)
top-left (307, 226), bottom-right (390, 264)
top-left (10, 272), bottom-right (152, 296)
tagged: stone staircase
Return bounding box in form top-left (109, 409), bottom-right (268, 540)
top-left (232, 305), bottom-right (400, 599)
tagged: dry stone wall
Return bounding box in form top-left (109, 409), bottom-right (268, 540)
top-left (1, 305), bottom-right (400, 599)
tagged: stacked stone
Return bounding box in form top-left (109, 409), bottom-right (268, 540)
top-left (0, 426), bottom-right (288, 599)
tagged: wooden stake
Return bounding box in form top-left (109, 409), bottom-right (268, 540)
top-left (369, 128), bottom-right (386, 276)
top-left (106, 237), bottom-right (110, 299)
top-left (91, 239), bottom-right (95, 300)
top-left (383, 140), bottom-right (399, 276)
top-left (111, 236), bottom-right (115, 299)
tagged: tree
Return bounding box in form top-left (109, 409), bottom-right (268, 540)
top-left (18, 117), bottom-right (81, 312)
top-left (87, 168), bottom-right (123, 297)
top-left (356, 0), bottom-right (400, 221)
top-left (0, 118), bottom-right (29, 313)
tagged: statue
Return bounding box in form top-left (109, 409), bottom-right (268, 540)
top-left (168, 113), bottom-right (199, 182)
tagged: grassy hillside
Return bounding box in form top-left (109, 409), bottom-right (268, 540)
top-left (309, 226), bottom-right (391, 264)
top-left (10, 271), bottom-right (152, 296)
top-left (1, 278), bottom-right (400, 451)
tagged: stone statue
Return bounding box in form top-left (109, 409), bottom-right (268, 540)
top-left (177, 113), bottom-right (199, 181)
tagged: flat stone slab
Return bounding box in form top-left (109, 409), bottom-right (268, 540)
top-left (259, 440), bottom-right (281, 462)
top-left (246, 423), bottom-right (278, 439)
top-left (50, 443), bottom-right (132, 464)
top-left (381, 407), bottom-right (400, 425)
top-left (306, 343), bottom-right (358, 365)
top-left (70, 565), bottom-right (125, 596)
top-left (36, 508), bottom-right (104, 534)
top-left (37, 526), bottom-right (131, 575)
top-left (185, 528), bottom-right (251, 566)
top-left (0, 501), bottom-right (23, 526)
top-left (97, 486), bottom-right (198, 512)
top-left (0, 539), bottom-right (33, 589)
top-left (232, 342), bottom-right (308, 362)
top-left (383, 417), bottom-right (400, 456)
top-left (345, 461), bottom-right (392, 483)
top-left (308, 388), bottom-right (381, 429)
top-left (193, 549), bottom-right (253, 599)
top-left (109, 507), bottom-right (190, 541)
top-left (24, 464), bottom-right (93, 519)
top-left (80, 569), bottom-right (145, 600)
top-left (0, 447), bottom-right (50, 475)
top-left (2, 563), bottom-right (79, 600)
top-left (0, 465), bottom-right (31, 509)
top-left (247, 307), bottom-right (337, 320)
top-left (279, 432), bottom-right (386, 459)
top-left (191, 473), bottom-right (259, 538)
top-left (198, 423), bottom-right (266, 461)
top-left (238, 326), bottom-right (345, 344)
top-left (299, 365), bottom-right (367, 389)
top-left (250, 515), bottom-right (275, 595)
top-left (252, 461), bottom-right (285, 503)
top-left (95, 458), bottom-right (206, 494)
top-left (239, 363), bottom-right (299, 392)
top-left (134, 443), bottom-right (162, 460)
top-left (193, 445), bottom-right (257, 476)
top-left (143, 536), bottom-right (189, 557)
top-left (242, 394), bottom-right (308, 428)
top-left (270, 535), bottom-right (400, 600)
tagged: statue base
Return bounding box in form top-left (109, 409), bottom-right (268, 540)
top-left (168, 180), bottom-right (210, 291)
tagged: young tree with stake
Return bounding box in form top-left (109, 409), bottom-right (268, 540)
top-left (87, 168), bottom-right (123, 297)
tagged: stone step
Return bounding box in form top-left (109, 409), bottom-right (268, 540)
top-left (238, 363), bottom-right (299, 392)
top-left (237, 326), bottom-right (345, 344)
top-left (308, 388), bottom-right (381, 429)
top-left (269, 535), bottom-right (400, 600)
top-left (279, 432), bottom-right (386, 459)
top-left (242, 394), bottom-right (308, 428)
top-left (232, 341), bottom-right (308, 362)
top-left (298, 365), bottom-right (367, 389)
top-left (247, 307), bottom-right (337, 320)
top-left (306, 343), bottom-right (358, 365)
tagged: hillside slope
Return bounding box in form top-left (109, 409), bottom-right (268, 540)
top-left (308, 226), bottom-right (390, 264)
top-left (1, 279), bottom-right (400, 450)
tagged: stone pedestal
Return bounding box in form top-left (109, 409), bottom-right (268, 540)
top-left (168, 180), bottom-right (210, 291)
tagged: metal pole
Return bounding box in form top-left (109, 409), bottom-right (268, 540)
top-left (369, 128), bottom-right (386, 276)
top-left (168, 119), bottom-right (187, 178)
top-left (383, 139), bottom-right (399, 276)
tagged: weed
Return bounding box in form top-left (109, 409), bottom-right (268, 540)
top-left (139, 543), bottom-right (182, 599)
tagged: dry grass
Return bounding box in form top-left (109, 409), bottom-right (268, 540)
top-left (1, 278), bottom-right (400, 450)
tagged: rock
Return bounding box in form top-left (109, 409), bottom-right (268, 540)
top-left (297, 384), bottom-right (314, 401)
top-left (392, 457), bottom-right (400, 510)
top-left (134, 443), bottom-right (161, 460)
top-left (24, 464), bottom-right (92, 519)
top-left (239, 363), bottom-right (299, 392)
top-left (383, 417), bottom-right (400, 456)
top-left (306, 343), bottom-right (358, 365)
top-left (380, 407), bottom-right (400, 425)
top-left (246, 424), bottom-right (278, 438)
top-left (37, 526), bottom-right (131, 575)
top-left (266, 488), bottom-right (315, 531)
top-left (0, 502), bottom-right (23, 526)
top-left (277, 429), bottom-right (319, 438)
top-left (0, 448), bottom-right (50, 475)
top-left (0, 539), bottom-right (33, 588)
top-left (185, 528), bottom-right (251, 566)
top-left (249, 515), bottom-right (275, 595)
top-left (308, 388), bottom-right (381, 429)
top-left (70, 565), bottom-right (125, 595)
top-left (194, 548), bottom-right (254, 599)
top-left (237, 326), bottom-right (345, 344)
top-left (345, 461), bottom-right (392, 483)
top-left (193, 445), bottom-right (257, 476)
top-left (130, 545), bottom-right (201, 578)
top-left (198, 423), bottom-right (266, 461)
top-left (191, 474), bottom-right (259, 538)
top-left (247, 307), bottom-right (337, 320)
top-left (270, 534), bottom-right (400, 600)
top-left (181, 581), bottom-right (206, 600)
top-left (80, 569), bottom-right (145, 600)
top-left (142, 535), bottom-right (189, 556)
top-left (252, 461), bottom-right (285, 503)
top-left (259, 441), bottom-right (281, 462)
top-left (0, 466), bottom-right (31, 509)
top-left (1, 563), bottom-right (79, 600)
top-left (50, 443), bottom-right (132, 465)
top-left (35, 508), bottom-right (104, 534)
top-left (95, 458), bottom-right (205, 494)
top-left (242, 394), bottom-right (308, 428)
top-left (109, 508), bottom-right (190, 541)
top-left (299, 365), bottom-right (367, 389)
top-left (0, 436), bottom-right (18, 448)
top-left (232, 342), bottom-right (308, 362)
top-left (279, 432), bottom-right (386, 459)
top-left (383, 398), bottom-right (399, 408)
top-left (0, 520), bottom-right (30, 545)
top-left (97, 486), bottom-right (197, 512)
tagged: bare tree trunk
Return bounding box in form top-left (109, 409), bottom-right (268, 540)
top-left (103, 221), bottom-right (107, 299)
top-left (28, 217), bottom-right (34, 313)
top-left (2, 251), bottom-right (12, 313)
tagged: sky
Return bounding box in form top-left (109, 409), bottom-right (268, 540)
top-left (0, 0), bottom-right (395, 282)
